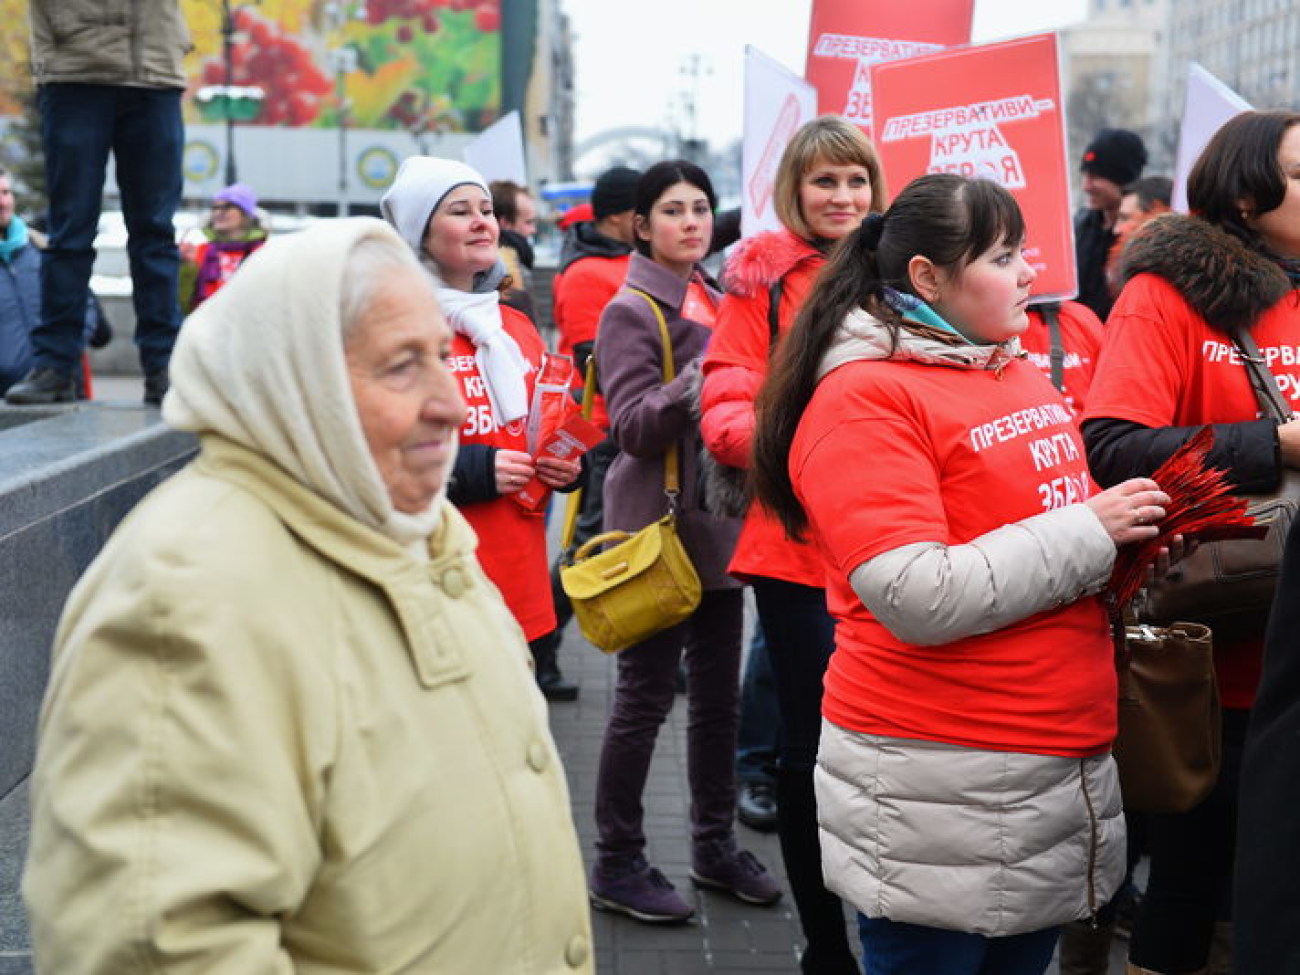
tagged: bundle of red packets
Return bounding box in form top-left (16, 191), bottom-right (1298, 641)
top-left (1106, 426), bottom-right (1269, 607)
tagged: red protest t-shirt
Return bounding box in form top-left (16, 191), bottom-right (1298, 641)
top-left (1020, 301), bottom-right (1104, 417)
top-left (1083, 272), bottom-right (1300, 708)
top-left (791, 356), bottom-right (1115, 757)
top-left (448, 305), bottom-right (556, 642)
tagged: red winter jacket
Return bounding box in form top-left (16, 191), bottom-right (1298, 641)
top-left (701, 229), bottom-right (829, 586)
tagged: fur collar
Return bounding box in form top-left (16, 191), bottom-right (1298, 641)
top-left (1120, 213), bottom-right (1292, 334)
top-left (818, 308), bottom-right (1022, 380)
top-left (723, 229), bottom-right (822, 297)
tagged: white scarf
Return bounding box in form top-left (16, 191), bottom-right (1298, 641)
top-left (164, 217), bottom-right (449, 552)
top-left (436, 286), bottom-right (530, 425)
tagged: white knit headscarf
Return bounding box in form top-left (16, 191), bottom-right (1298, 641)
top-left (164, 217), bottom-right (452, 550)
top-left (380, 155), bottom-right (530, 424)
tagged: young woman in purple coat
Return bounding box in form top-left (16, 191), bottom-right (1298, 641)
top-left (588, 160), bottom-right (782, 924)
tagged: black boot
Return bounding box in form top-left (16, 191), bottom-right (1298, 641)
top-left (530, 633), bottom-right (578, 702)
top-left (5, 366), bottom-right (75, 405)
top-left (776, 765), bottom-right (860, 975)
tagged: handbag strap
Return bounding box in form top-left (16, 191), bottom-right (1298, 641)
top-left (1233, 328), bottom-right (1298, 423)
top-left (559, 287), bottom-right (681, 557)
top-left (625, 287), bottom-right (681, 500)
top-left (1040, 302), bottom-right (1066, 393)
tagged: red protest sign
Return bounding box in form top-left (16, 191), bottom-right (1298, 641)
top-left (870, 33), bottom-right (1078, 301)
top-left (803, 0), bottom-right (973, 133)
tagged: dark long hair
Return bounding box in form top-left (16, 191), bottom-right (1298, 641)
top-left (632, 159), bottom-right (717, 257)
top-left (1188, 110), bottom-right (1300, 248)
top-left (751, 173), bottom-right (1025, 538)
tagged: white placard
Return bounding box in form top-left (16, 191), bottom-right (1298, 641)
top-left (742, 46), bottom-right (818, 238)
top-left (463, 110), bottom-right (528, 186)
top-left (1173, 64), bottom-right (1252, 213)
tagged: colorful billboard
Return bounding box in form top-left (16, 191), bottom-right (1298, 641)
top-left (0, 2), bottom-right (500, 134)
top-left (181, 0), bottom-right (502, 133)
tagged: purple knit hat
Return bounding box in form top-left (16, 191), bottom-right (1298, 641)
top-left (213, 183), bottom-right (258, 217)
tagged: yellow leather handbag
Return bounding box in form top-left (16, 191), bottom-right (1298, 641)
top-left (559, 290), bottom-right (702, 654)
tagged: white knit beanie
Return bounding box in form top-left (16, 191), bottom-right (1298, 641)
top-left (380, 156), bottom-right (490, 254)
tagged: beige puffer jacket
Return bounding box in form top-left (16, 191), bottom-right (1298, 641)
top-left (817, 722), bottom-right (1125, 937)
top-left (29, 0), bottom-right (190, 88)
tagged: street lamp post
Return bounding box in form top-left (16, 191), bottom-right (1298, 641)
top-left (221, 0), bottom-right (237, 185)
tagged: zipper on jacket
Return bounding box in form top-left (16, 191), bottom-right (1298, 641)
top-left (1078, 758), bottom-right (1100, 926)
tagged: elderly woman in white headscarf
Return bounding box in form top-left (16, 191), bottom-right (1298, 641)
top-left (21, 218), bottom-right (594, 974)
top-left (381, 156), bottom-right (583, 700)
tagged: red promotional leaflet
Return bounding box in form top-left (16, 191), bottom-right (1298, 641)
top-left (524, 353), bottom-right (578, 454)
top-left (513, 413), bottom-right (606, 513)
top-left (870, 33), bottom-right (1078, 301)
top-left (803, 0), bottom-right (973, 134)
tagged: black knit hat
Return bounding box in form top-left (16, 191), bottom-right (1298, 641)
top-left (1080, 128), bottom-right (1148, 187)
top-left (591, 166), bottom-right (641, 220)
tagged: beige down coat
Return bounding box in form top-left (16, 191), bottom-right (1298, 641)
top-left (29, 0), bottom-right (190, 88)
top-left (23, 435), bottom-right (593, 974)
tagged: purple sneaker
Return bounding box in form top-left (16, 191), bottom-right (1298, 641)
top-left (690, 836), bottom-right (783, 906)
top-left (590, 855), bottom-right (695, 924)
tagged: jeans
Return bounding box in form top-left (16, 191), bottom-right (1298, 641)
top-left (736, 623), bottom-right (781, 786)
top-left (594, 588), bottom-right (743, 860)
top-left (751, 576), bottom-right (858, 974)
top-left (37, 83), bottom-right (182, 375)
top-left (858, 915), bottom-right (1060, 975)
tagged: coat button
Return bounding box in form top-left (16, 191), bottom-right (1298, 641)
top-left (527, 740), bottom-right (549, 772)
top-left (440, 567), bottom-right (466, 597)
top-left (565, 934), bottom-right (589, 967)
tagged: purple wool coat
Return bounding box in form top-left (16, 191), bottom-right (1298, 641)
top-left (594, 253), bottom-right (741, 591)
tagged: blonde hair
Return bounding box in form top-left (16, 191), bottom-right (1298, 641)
top-left (773, 115), bottom-right (887, 241)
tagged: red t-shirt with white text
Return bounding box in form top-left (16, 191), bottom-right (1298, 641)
top-left (792, 356), bottom-right (1115, 757)
top-left (1083, 272), bottom-right (1300, 708)
top-left (1020, 301), bottom-right (1104, 417)
top-left (449, 305), bottom-right (556, 642)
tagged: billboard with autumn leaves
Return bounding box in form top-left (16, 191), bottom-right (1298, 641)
top-left (185, 0), bottom-right (502, 133)
top-left (0, 0), bottom-right (502, 134)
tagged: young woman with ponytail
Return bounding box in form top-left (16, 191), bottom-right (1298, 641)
top-left (751, 172), bottom-right (1175, 975)
top-left (699, 114), bottom-right (885, 974)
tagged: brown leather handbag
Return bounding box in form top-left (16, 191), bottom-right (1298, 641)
top-left (1136, 329), bottom-right (1300, 632)
top-left (1113, 621), bottom-right (1221, 813)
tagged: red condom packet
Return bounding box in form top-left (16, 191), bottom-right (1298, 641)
top-left (1106, 426), bottom-right (1268, 607)
top-left (525, 353), bottom-right (577, 455)
top-left (513, 412), bottom-right (606, 513)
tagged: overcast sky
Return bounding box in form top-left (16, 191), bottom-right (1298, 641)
top-left (561, 0), bottom-right (1087, 170)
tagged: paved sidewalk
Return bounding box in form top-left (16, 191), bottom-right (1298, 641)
top-left (545, 624), bottom-right (1130, 974)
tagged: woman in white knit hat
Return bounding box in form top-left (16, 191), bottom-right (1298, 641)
top-left (22, 217), bottom-right (593, 972)
top-left (382, 156), bottom-right (583, 698)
